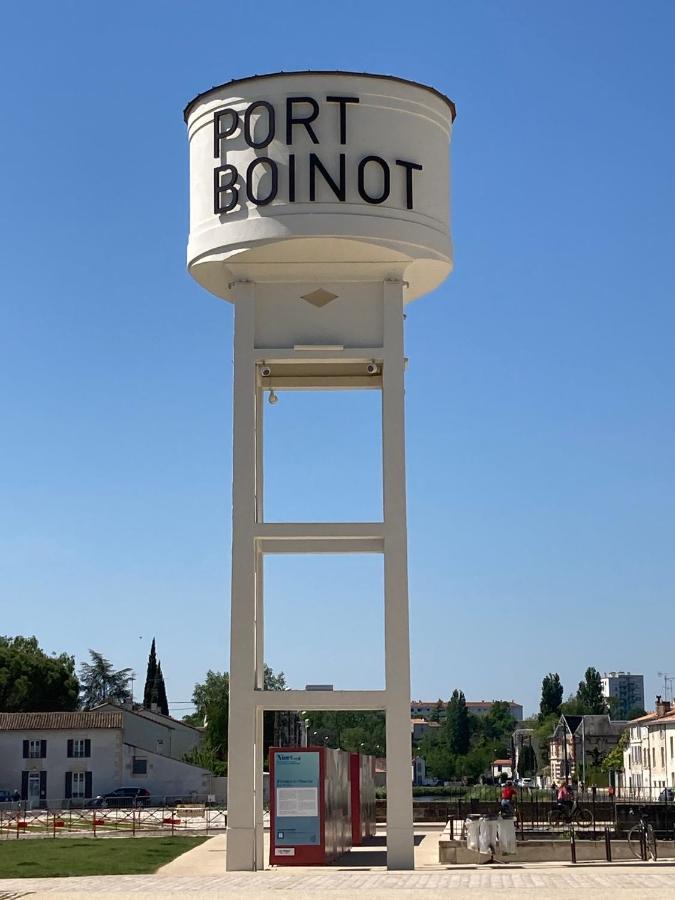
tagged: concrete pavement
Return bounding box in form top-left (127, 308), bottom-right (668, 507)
top-left (1, 862), bottom-right (675, 898)
top-left (1, 828), bottom-right (674, 897)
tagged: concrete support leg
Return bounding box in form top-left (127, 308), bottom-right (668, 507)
top-left (227, 286), bottom-right (258, 871)
top-left (382, 280), bottom-right (414, 870)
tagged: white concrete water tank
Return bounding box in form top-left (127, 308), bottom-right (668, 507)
top-left (184, 71), bottom-right (455, 302)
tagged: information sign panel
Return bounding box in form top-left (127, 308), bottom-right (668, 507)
top-left (273, 751), bottom-right (321, 847)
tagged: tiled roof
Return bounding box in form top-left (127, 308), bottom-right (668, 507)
top-left (0, 711), bottom-right (123, 731)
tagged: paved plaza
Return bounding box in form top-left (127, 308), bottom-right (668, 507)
top-left (0, 830), bottom-right (673, 898)
top-left (0, 863), bottom-right (674, 898)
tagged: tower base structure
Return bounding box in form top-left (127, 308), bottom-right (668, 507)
top-left (226, 279), bottom-right (414, 870)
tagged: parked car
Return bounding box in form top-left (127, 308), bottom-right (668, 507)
top-left (85, 788), bottom-right (151, 809)
top-left (518, 778), bottom-right (533, 789)
top-left (0, 790), bottom-right (12, 803)
top-left (658, 788), bottom-right (675, 802)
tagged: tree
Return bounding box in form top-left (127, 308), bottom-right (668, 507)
top-left (155, 661), bottom-right (169, 716)
top-left (576, 667), bottom-right (608, 715)
top-left (540, 673), bottom-right (563, 720)
top-left (264, 665), bottom-right (287, 692)
top-left (79, 650), bottom-right (132, 709)
top-left (627, 706), bottom-right (646, 721)
top-left (481, 702), bottom-right (516, 745)
top-left (142, 638), bottom-right (169, 715)
top-left (183, 670), bottom-right (229, 758)
top-left (143, 638), bottom-right (158, 708)
top-left (419, 730), bottom-right (454, 782)
top-left (430, 699), bottom-right (444, 723)
top-left (445, 690), bottom-right (470, 755)
top-left (533, 713), bottom-right (558, 766)
top-left (0, 635), bottom-right (79, 712)
top-left (183, 663), bottom-right (287, 773)
top-left (305, 710), bottom-right (386, 755)
top-left (602, 729), bottom-right (629, 773)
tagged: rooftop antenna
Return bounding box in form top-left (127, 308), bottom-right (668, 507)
top-left (657, 673), bottom-right (674, 702)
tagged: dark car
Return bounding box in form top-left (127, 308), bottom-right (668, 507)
top-left (658, 789), bottom-right (675, 802)
top-left (85, 788), bottom-right (151, 809)
top-left (0, 790), bottom-right (12, 803)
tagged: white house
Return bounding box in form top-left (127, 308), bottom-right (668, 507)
top-left (621, 698), bottom-right (675, 797)
top-left (491, 759), bottom-right (513, 780)
top-left (0, 707), bottom-right (212, 808)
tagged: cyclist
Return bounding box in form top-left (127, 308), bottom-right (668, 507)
top-left (557, 782), bottom-right (573, 814)
top-left (500, 780), bottom-right (517, 816)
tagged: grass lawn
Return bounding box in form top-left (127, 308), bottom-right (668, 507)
top-left (0, 836), bottom-right (208, 878)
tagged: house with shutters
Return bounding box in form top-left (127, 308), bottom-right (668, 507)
top-left (0, 707), bottom-right (212, 808)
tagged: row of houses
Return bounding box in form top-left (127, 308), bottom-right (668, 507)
top-left (0, 703), bottom-right (215, 807)
top-left (620, 697), bottom-right (675, 796)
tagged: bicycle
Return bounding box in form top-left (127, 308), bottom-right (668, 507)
top-left (548, 801), bottom-right (593, 828)
top-left (627, 807), bottom-right (657, 861)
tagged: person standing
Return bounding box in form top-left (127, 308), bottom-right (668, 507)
top-left (501, 780), bottom-right (518, 816)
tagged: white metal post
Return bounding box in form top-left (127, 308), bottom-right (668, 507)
top-left (382, 280), bottom-right (415, 870)
top-left (227, 284), bottom-right (258, 871)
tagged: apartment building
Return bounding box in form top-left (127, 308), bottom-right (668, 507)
top-left (601, 672), bottom-right (645, 720)
top-left (410, 700), bottom-right (523, 721)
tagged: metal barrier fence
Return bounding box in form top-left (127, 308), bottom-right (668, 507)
top-left (0, 804), bottom-right (227, 840)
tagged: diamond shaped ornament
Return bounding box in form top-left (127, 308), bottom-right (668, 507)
top-left (301, 288), bottom-right (338, 308)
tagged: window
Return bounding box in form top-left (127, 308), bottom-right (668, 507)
top-left (71, 772), bottom-right (86, 799)
top-left (68, 739), bottom-right (91, 758)
top-left (662, 747), bottom-right (666, 767)
top-left (653, 748), bottom-right (656, 768)
top-left (132, 757), bottom-right (147, 775)
top-left (670, 736), bottom-right (673, 758)
top-left (24, 739), bottom-right (46, 759)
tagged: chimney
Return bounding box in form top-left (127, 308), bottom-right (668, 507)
top-left (656, 695), bottom-right (671, 717)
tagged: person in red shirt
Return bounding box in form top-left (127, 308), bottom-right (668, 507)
top-left (500, 780), bottom-right (517, 815)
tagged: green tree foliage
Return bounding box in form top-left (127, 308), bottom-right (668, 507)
top-left (79, 650), bottom-right (132, 709)
top-left (418, 691), bottom-right (517, 784)
top-left (142, 639), bottom-right (169, 715)
top-left (602, 729), bottom-right (629, 773)
top-left (539, 673), bottom-right (563, 720)
top-left (183, 670), bottom-right (229, 759)
top-left (305, 710), bottom-right (386, 755)
top-left (0, 636), bottom-right (79, 712)
top-left (627, 706), bottom-right (647, 720)
top-left (143, 639), bottom-right (157, 708)
top-left (419, 730), bottom-right (455, 782)
top-left (445, 690), bottom-right (471, 755)
top-left (155, 662), bottom-right (169, 716)
top-left (478, 701), bottom-right (516, 753)
top-left (575, 667), bottom-right (608, 715)
top-left (264, 665), bottom-right (287, 691)
top-left (430, 699), bottom-right (444, 723)
top-left (183, 664), bottom-right (287, 774)
top-left (533, 713), bottom-right (558, 766)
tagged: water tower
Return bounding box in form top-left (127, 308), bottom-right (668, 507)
top-left (184, 71), bottom-right (455, 871)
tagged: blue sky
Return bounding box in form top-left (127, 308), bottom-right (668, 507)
top-left (1, 1), bottom-right (674, 718)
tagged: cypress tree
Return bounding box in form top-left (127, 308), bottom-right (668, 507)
top-left (143, 638), bottom-right (157, 709)
top-left (155, 661), bottom-right (169, 716)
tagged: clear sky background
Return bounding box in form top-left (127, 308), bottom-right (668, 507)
top-left (1, 1), bottom-right (674, 718)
